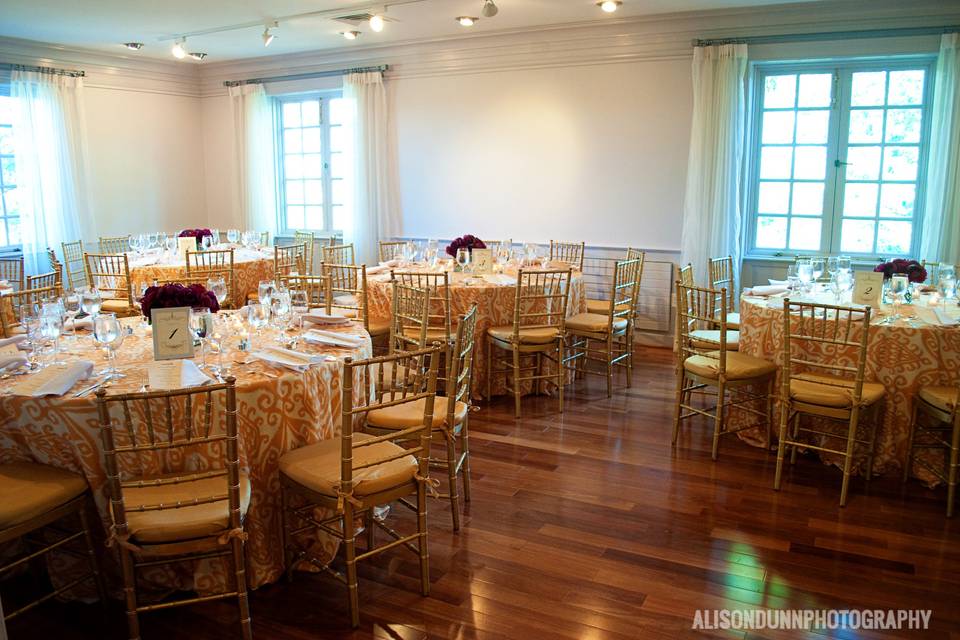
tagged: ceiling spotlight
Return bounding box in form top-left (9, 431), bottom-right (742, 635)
top-left (342, 30), bottom-right (361, 40)
top-left (480, 0), bottom-right (498, 18)
top-left (189, 52), bottom-right (207, 61)
top-left (171, 39), bottom-right (187, 59)
top-left (262, 27), bottom-right (275, 47)
top-left (123, 42), bottom-right (143, 51)
top-left (456, 16), bottom-right (478, 26)
top-left (598, 0), bottom-right (622, 12)
top-left (369, 14), bottom-right (385, 32)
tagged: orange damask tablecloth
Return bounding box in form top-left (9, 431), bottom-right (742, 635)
top-left (0, 316), bottom-right (371, 594)
top-left (734, 292), bottom-right (960, 484)
top-left (365, 265), bottom-right (587, 399)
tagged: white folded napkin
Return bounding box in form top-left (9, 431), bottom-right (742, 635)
top-left (481, 273), bottom-right (516, 286)
top-left (147, 360), bottom-right (213, 390)
top-left (65, 317), bottom-right (95, 331)
top-left (251, 347), bottom-right (325, 371)
top-left (745, 285), bottom-right (789, 297)
top-left (10, 360), bottom-right (94, 397)
top-left (302, 311), bottom-right (351, 326)
top-left (0, 335), bottom-right (29, 351)
top-left (934, 308), bottom-right (960, 326)
top-left (303, 329), bottom-right (366, 348)
top-left (333, 294), bottom-right (358, 306)
top-left (0, 354), bottom-right (28, 371)
top-left (767, 279), bottom-right (789, 286)
top-left (366, 263), bottom-right (394, 275)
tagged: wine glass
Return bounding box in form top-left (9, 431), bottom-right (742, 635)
top-left (128, 234), bottom-right (141, 256)
top-left (290, 289), bottom-right (309, 329)
top-left (424, 240), bottom-right (439, 268)
top-left (795, 259), bottom-right (813, 292)
top-left (455, 247), bottom-right (471, 273)
top-left (830, 269), bottom-right (853, 304)
top-left (210, 229), bottom-right (220, 246)
top-left (39, 304), bottom-right (63, 365)
top-left (227, 228), bottom-right (240, 244)
top-left (837, 255), bottom-right (852, 272)
top-left (209, 314), bottom-right (234, 375)
top-left (888, 274), bottom-right (908, 323)
top-left (939, 274), bottom-right (957, 311)
top-left (258, 280), bottom-right (276, 306)
top-left (148, 233), bottom-right (159, 250)
top-left (523, 242), bottom-right (538, 265)
top-left (93, 313), bottom-right (125, 378)
top-left (190, 307), bottom-right (214, 369)
top-left (826, 257), bottom-right (839, 280)
top-left (246, 303), bottom-right (270, 345)
top-left (207, 276), bottom-right (228, 307)
top-left (810, 257), bottom-right (825, 283)
top-left (63, 290), bottom-right (81, 339)
top-left (403, 241), bottom-right (417, 262)
top-left (79, 287), bottom-right (102, 316)
top-left (200, 234), bottom-right (212, 251)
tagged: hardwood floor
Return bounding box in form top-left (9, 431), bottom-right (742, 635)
top-left (6, 346), bottom-right (960, 639)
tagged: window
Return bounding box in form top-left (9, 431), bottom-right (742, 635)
top-left (276, 93), bottom-right (353, 235)
top-left (747, 59), bottom-right (934, 258)
top-left (0, 95), bottom-right (19, 249)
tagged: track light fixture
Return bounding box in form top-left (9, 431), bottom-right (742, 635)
top-left (171, 38), bottom-right (187, 59)
top-left (189, 52), bottom-right (207, 61)
top-left (480, 0), bottom-right (498, 18)
top-left (456, 16), bottom-right (478, 26)
top-left (262, 25), bottom-right (276, 47)
top-left (123, 42), bottom-right (143, 51)
top-left (342, 30), bottom-right (361, 40)
top-left (369, 14), bottom-right (385, 32)
top-left (598, 0), bottom-right (622, 12)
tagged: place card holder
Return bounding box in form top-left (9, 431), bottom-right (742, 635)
top-left (471, 248), bottom-right (493, 274)
top-left (852, 272), bottom-right (884, 307)
top-left (151, 307), bottom-right (194, 361)
top-left (178, 237), bottom-right (196, 262)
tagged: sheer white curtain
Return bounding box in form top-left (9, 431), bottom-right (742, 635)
top-left (920, 33), bottom-right (960, 264)
top-left (679, 44), bottom-right (749, 286)
top-left (342, 71), bottom-right (401, 265)
top-left (11, 69), bottom-right (90, 274)
top-left (229, 84), bottom-right (277, 238)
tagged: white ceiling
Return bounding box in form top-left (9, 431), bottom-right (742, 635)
top-left (0, 0), bottom-right (821, 63)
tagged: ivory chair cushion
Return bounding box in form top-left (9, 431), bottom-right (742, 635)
top-left (690, 329), bottom-right (740, 351)
top-left (683, 351), bottom-right (776, 381)
top-left (401, 326), bottom-right (450, 343)
top-left (488, 325), bottom-right (560, 345)
top-left (367, 396), bottom-right (469, 430)
top-left (368, 316), bottom-right (391, 336)
top-left (790, 373), bottom-right (885, 408)
top-left (0, 462), bottom-right (88, 529)
top-left (585, 299), bottom-right (630, 315)
top-left (726, 312), bottom-right (741, 330)
top-left (918, 386), bottom-right (959, 413)
top-left (565, 312), bottom-right (628, 334)
top-left (279, 434), bottom-right (417, 497)
top-left (124, 473), bottom-right (251, 544)
top-left (101, 299), bottom-right (133, 314)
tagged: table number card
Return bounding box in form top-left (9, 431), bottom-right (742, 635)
top-left (471, 249), bottom-right (493, 274)
top-left (178, 237), bottom-right (196, 262)
top-left (852, 272), bottom-right (884, 307)
top-left (151, 307), bottom-right (194, 361)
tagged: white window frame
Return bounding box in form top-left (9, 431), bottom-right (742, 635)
top-left (274, 90), bottom-right (342, 236)
top-left (744, 56), bottom-right (936, 260)
top-left (0, 92), bottom-right (20, 252)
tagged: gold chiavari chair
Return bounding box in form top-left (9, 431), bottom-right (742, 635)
top-left (392, 271), bottom-right (453, 350)
top-left (904, 380), bottom-right (960, 516)
top-left (98, 235), bottom-right (130, 254)
top-left (566, 257), bottom-right (643, 397)
top-left (0, 464), bottom-right (107, 624)
top-left (678, 262), bottom-right (694, 287)
top-left (186, 248), bottom-right (235, 308)
top-left (388, 281), bottom-right (431, 354)
top-left (46, 247), bottom-right (64, 290)
top-left (96, 378), bottom-right (252, 640)
top-left (25, 271), bottom-right (59, 292)
top-left (379, 240), bottom-right (407, 263)
top-left (278, 346), bottom-right (441, 628)
top-left (773, 299), bottom-right (885, 506)
top-left (84, 253), bottom-right (136, 317)
top-left (322, 263), bottom-right (391, 347)
top-left (293, 231), bottom-right (316, 274)
top-left (487, 268), bottom-right (572, 418)
top-left (677, 265), bottom-right (740, 353)
top-left (0, 284), bottom-right (59, 338)
top-left (672, 282), bottom-right (776, 460)
top-left (709, 256), bottom-right (740, 330)
top-left (275, 243), bottom-right (307, 277)
top-left (61, 240), bottom-right (86, 291)
top-left (367, 305), bottom-right (478, 531)
top-left (283, 273), bottom-right (330, 307)
top-left (322, 243), bottom-right (355, 266)
top-left (549, 240), bottom-right (585, 271)
top-left (586, 247), bottom-right (645, 315)
top-left (0, 256), bottom-right (24, 291)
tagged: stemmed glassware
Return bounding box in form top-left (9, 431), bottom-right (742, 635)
top-left (93, 312), bottom-right (125, 378)
top-left (258, 280), bottom-right (276, 306)
top-left (886, 274), bottom-right (909, 324)
top-left (201, 234), bottom-right (214, 251)
top-left (795, 259), bottom-right (813, 292)
top-left (63, 290), bottom-right (81, 340)
top-left (826, 257), bottom-right (839, 281)
top-left (190, 307), bottom-right (214, 369)
top-left (207, 277), bottom-right (228, 307)
top-left (271, 291), bottom-right (292, 333)
top-left (246, 303), bottom-right (270, 345)
top-left (19, 303), bottom-right (41, 372)
top-left (403, 241), bottom-right (417, 263)
top-left (79, 287), bottom-right (102, 316)
top-left (424, 239), bottom-right (439, 267)
top-left (810, 257), bottom-right (825, 284)
top-left (830, 269), bottom-right (853, 304)
top-left (938, 271), bottom-right (956, 311)
top-left (39, 302), bottom-right (64, 365)
top-left (523, 242), bottom-right (538, 266)
top-left (290, 289), bottom-right (309, 329)
top-left (227, 229), bottom-right (240, 244)
top-left (455, 248), bottom-right (471, 273)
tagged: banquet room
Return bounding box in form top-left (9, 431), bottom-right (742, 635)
top-left (1, 0), bottom-right (960, 638)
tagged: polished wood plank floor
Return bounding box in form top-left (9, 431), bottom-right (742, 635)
top-left (6, 346), bottom-right (960, 639)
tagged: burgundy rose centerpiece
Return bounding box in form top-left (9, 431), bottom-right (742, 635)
top-left (445, 234), bottom-right (486, 258)
top-left (179, 228), bottom-right (214, 249)
top-left (140, 283), bottom-right (220, 323)
top-left (874, 258), bottom-right (927, 283)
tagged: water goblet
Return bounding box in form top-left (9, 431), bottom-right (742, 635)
top-left (207, 276), bottom-right (228, 307)
top-left (455, 247), bottom-right (471, 273)
top-left (290, 289), bottom-right (309, 329)
top-left (63, 291), bottom-right (81, 339)
top-left (258, 280), bottom-right (276, 306)
top-left (811, 257), bottom-right (825, 283)
top-left (190, 307), bottom-right (214, 369)
top-left (93, 312), bottom-right (125, 378)
top-left (79, 287), bottom-right (101, 316)
top-left (227, 228), bottom-right (240, 244)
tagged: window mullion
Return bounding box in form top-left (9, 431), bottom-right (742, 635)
top-left (322, 99), bottom-right (333, 234)
top-left (826, 69), bottom-right (851, 256)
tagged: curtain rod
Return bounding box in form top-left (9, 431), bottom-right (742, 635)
top-left (223, 64), bottom-right (388, 87)
top-left (0, 63), bottom-right (85, 77)
top-left (693, 25), bottom-right (959, 47)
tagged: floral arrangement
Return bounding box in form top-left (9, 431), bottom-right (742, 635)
top-left (140, 283), bottom-right (219, 322)
top-left (179, 228), bottom-right (214, 248)
top-left (446, 234), bottom-right (486, 257)
top-left (874, 258), bottom-right (927, 283)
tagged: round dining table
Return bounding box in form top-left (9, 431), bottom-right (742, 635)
top-left (126, 245), bottom-right (276, 305)
top-left (0, 314), bottom-right (371, 595)
top-left (365, 261), bottom-right (587, 399)
top-left (732, 287), bottom-right (960, 485)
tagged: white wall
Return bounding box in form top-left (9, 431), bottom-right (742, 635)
top-left (200, 93), bottom-right (238, 231)
top-left (392, 60), bottom-right (692, 250)
top-left (84, 87), bottom-right (205, 238)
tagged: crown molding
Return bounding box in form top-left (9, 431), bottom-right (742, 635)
top-left (0, 36), bottom-right (202, 97)
top-left (195, 0), bottom-right (960, 96)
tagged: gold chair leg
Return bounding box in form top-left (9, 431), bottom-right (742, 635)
top-left (512, 347), bottom-right (522, 419)
top-left (903, 403), bottom-right (920, 483)
top-left (839, 408), bottom-right (861, 507)
top-left (485, 339), bottom-right (493, 400)
top-left (417, 482), bottom-right (430, 597)
top-left (947, 420), bottom-right (960, 518)
top-left (231, 534), bottom-right (253, 640)
top-left (79, 495), bottom-right (108, 606)
top-left (605, 335), bottom-right (614, 398)
top-left (626, 324), bottom-right (634, 388)
top-left (461, 419), bottom-right (472, 503)
top-left (279, 485), bottom-right (293, 582)
top-left (774, 400), bottom-right (790, 491)
top-left (446, 434), bottom-right (461, 531)
top-left (557, 338), bottom-right (564, 413)
top-left (765, 378), bottom-right (775, 452)
top-left (365, 509), bottom-right (375, 550)
top-left (119, 547), bottom-right (140, 640)
top-left (711, 378), bottom-right (725, 461)
top-left (789, 412), bottom-right (801, 465)
top-left (864, 405), bottom-right (881, 483)
top-left (672, 368), bottom-right (685, 446)
top-left (342, 504), bottom-right (360, 628)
